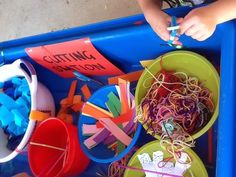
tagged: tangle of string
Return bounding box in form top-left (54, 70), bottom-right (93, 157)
top-left (136, 60), bottom-right (214, 167)
top-left (94, 147), bottom-right (138, 177)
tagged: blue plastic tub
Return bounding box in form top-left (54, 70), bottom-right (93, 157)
top-left (78, 85), bottom-right (142, 163)
top-left (0, 5), bottom-right (236, 177)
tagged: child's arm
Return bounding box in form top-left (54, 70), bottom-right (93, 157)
top-left (137, 0), bottom-right (182, 42)
top-left (180, 0), bottom-right (236, 41)
top-left (209, 0), bottom-right (236, 24)
top-left (137, 0), bottom-right (170, 41)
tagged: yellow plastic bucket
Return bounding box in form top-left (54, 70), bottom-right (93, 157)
top-left (124, 140), bottom-right (208, 177)
top-left (135, 51), bottom-right (219, 140)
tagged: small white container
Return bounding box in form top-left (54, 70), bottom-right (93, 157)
top-left (0, 59), bottom-right (55, 163)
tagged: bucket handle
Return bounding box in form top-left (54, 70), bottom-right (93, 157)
top-left (0, 59), bottom-right (38, 163)
top-left (12, 59), bottom-right (38, 110)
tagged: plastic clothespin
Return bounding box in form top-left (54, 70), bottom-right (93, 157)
top-left (167, 16), bottom-right (183, 49)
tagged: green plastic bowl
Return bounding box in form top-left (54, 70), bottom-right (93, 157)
top-left (135, 51), bottom-right (220, 140)
top-left (124, 140), bottom-right (208, 177)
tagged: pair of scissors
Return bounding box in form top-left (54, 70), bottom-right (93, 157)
top-left (167, 16), bottom-right (183, 49)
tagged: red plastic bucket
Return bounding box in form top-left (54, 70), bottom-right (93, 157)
top-left (28, 118), bottom-right (90, 177)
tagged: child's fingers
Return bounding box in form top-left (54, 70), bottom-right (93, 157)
top-left (152, 25), bottom-right (170, 41)
top-left (198, 34), bottom-right (208, 41)
top-left (172, 40), bottom-right (182, 46)
top-left (180, 18), bottom-right (195, 35)
top-left (192, 32), bottom-right (205, 40)
top-left (185, 25), bottom-right (200, 36)
top-left (148, 19), bottom-right (170, 41)
top-left (174, 37), bottom-right (179, 41)
top-left (166, 16), bottom-right (172, 24)
top-left (177, 17), bottom-right (184, 24)
top-left (159, 31), bottom-right (170, 41)
top-left (156, 29), bottom-right (170, 41)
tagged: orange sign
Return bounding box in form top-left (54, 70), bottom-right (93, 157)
top-left (25, 38), bottom-right (124, 78)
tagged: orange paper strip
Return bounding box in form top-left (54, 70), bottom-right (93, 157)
top-left (67, 80), bottom-right (78, 104)
top-left (58, 112), bottom-right (73, 124)
top-left (108, 70), bottom-right (143, 85)
top-left (81, 84), bottom-right (91, 101)
top-left (60, 95), bottom-right (82, 106)
top-left (82, 102), bottom-right (113, 119)
top-left (71, 101), bottom-right (84, 112)
top-left (29, 110), bottom-right (50, 121)
top-left (119, 78), bottom-right (129, 114)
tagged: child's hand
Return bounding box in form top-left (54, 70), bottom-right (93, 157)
top-left (180, 7), bottom-right (217, 41)
top-left (145, 9), bottom-right (182, 42)
top-left (145, 9), bottom-right (171, 41)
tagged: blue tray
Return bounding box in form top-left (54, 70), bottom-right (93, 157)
top-left (0, 5), bottom-right (235, 177)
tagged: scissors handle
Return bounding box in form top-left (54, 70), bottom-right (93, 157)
top-left (167, 16), bottom-right (183, 49)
